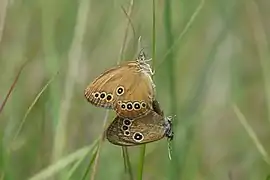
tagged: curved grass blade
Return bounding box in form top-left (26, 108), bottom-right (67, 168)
top-left (66, 138), bottom-right (99, 179)
top-left (233, 104), bottom-right (270, 165)
top-left (81, 143), bottom-right (99, 180)
top-left (28, 143), bottom-right (98, 180)
top-left (88, 1), bottom-right (135, 180)
top-left (0, 61), bottom-right (29, 115)
top-left (119, 0), bottom-right (135, 62)
top-left (158, 0), bottom-right (205, 68)
top-left (89, 110), bottom-right (109, 180)
top-left (12, 72), bottom-right (59, 142)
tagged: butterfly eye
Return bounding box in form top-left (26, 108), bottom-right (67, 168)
top-left (100, 92), bottom-right (106, 99)
top-left (106, 94), bottom-right (113, 102)
top-left (126, 103), bottom-right (133, 110)
top-left (121, 103), bottom-right (126, 109)
top-left (133, 132), bottom-right (144, 142)
top-left (124, 130), bottom-right (130, 136)
top-left (141, 102), bottom-right (146, 108)
top-left (133, 102), bottom-right (141, 110)
top-left (123, 119), bottom-right (131, 126)
top-left (122, 125), bottom-right (129, 131)
top-left (116, 86), bottom-right (125, 96)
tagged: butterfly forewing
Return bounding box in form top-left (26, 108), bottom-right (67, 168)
top-left (106, 111), bottom-right (167, 146)
top-left (84, 61), bottom-right (155, 118)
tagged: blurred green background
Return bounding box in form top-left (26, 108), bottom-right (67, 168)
top-left (1, 0), bottom-right (270, 179)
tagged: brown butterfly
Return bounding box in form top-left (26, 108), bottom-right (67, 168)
top-left (106, 100), bottom-right (174, 146)
top-left (84, 51), bottom-right (155, 118)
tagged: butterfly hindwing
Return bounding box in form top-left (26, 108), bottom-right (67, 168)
top-left (106, 110), bottom-right (167, 146)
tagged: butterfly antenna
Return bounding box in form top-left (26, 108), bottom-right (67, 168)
top-left (137, 36), bottom-right (142, 52)
top-left (136, 36), bottom-right (143, 58)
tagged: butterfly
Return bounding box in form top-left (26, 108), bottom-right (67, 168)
top-left (106, 100), bottom-right (174, 146)
top-left (84, 51), bottom-right (156, 118)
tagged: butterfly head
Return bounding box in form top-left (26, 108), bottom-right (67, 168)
top-left (164, 116), bottom-right (174, 141)
top-left (136, 49), bottom-right (154, 76)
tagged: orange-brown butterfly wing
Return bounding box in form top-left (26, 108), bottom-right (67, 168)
top-left (84, 61), bottom-right (155, 118)
top-left (84, 62), bottom-right (130, 109)
top-left (113, 68), bottom-right (155, 118)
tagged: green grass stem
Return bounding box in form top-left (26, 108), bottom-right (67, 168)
top-left (51, 0), bottom-right (90, 163)
top-left (233, 104), bottom-right (270, 165)
top-left (12, 72), bottom-right (59, 142)
top-left (159, 0), bottom-right (204, 67)
top-left (28, 142), bottom-right (99, 180)
top-left (0, 61), bottom-right (29, 115)
top-left (137, 1), bottom-right (156, 180)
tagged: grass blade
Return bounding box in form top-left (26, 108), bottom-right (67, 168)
top-left (81, 145), bottom-right (99, 180)
top-left (12, 72), bottom-right (59, 142)
top-left (0, 0), bottom-right (8, 44)
top-left (66, 138), bottom-right (99, 179)
top-left (0, 61), bottom-right (29, 115)
top-left (159, 0), bottom-right (205, 67)
top-left (245, 0), bottom-right (270, 123)
top-left (233, 104), bottom-right (270, 165)
top-left (89, 110), bottom-right (109, 180)
top-left (122, 147), bottom-right (134, 180)
top-left (28, 143), bottom-right (98, 180)
top-left (137, 1), bottom-right (156, 179)
top-left (52, 0), bottom-right (90, 162)
top-left (119, 0), bottom-right (134, 62)
top-left (163, 0), bottom-right (178, 179)
top-left (137, 145), bottom-right (146, 180)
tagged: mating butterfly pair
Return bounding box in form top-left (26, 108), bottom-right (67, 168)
top-left (84, 52), bottom-right (173, 146)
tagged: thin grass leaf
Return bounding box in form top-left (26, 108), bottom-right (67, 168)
top-left (119, 1), bottom-right (135, 179)
top-left (66, 138), bottom-right (100, 179)
top-left (0, 173), bottom-right (4, 180)
top-left (163, 0), bottom-right (178, 178)
top-left (245, 0), bottom-right (270, 123)
top-left (233, 104), bottom-right (270, 165)
top-left (122, 146), bottom-right (134, 180)
top-left (52, 0), bottom-right (90, 163)
top-left (137, 144), bottom-right (146, 180)
top-left (81, 144), bottom-right (99, 180)
top-left (120, 6), bottom-right (136, 40)
top-left (12, 72), bottom-right (59, 142)
top-left (89, 110), bottom-right (109, 180)
top-left (159, 0), bottom-right (205, 67)
top-left (88, 1), bottom-right (135, 180)
top-left (0, 61), bottom-right (29, 115)
top-left (28, 144), bottom-right (98, 180)
top-left (151, 0), bottom-right (156, 71)
top-left (137, 1), bottom-right (156, 179)
top-left (0, 0), bottom-right (8, 44)
top-left (119, 0), bottom-right (134, 62)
